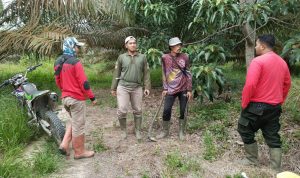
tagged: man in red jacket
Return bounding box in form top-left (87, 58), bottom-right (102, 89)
top-left (237, 34), bottom-right (291, 171)
top-left (54, 37), bottom-right (97, 159)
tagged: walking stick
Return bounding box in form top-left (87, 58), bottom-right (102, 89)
top-left (183, 99), bottom-right (189, 132)
top-left (147, 96), bottom-right (165, 142)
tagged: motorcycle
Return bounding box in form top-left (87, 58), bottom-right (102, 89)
top-left (0, 64), bottom-right (65, 145)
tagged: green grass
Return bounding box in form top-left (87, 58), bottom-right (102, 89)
top-left (91, 128), bottom-right (109, 153)
top-left (163, 151), bottom-right (202, 177)
top-left (0, 139), bottom-right (62, 178)
top-left (0, 89), bottom-right (33, 152)
top-left (203, 130), bottom-right (217, 161)
top-left (33, 140), bottom-right (63, 175)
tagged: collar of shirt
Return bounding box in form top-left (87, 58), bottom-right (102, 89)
top-left (126, 52), bottom-right (139, 57)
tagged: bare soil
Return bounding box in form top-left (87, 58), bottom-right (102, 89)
top-left (47, 89), bottom-right (298, 178)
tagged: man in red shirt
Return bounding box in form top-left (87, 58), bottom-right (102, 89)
top-left (54, 37), bottom-right (97, 159)
top-left (237, 34), bottom-right (291, 172)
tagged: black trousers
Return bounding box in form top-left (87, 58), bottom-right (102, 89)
top-left (162, 91), bottom-right (188, 121)
top-left (237, 102), bottom-right (282, 148)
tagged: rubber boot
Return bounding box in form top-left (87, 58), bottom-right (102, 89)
top-left (178, 119), bottom-right (186, 141)
top-left (118, 118), bottom-right (127, 139)
top-left (156, 121), bottom-right (170, 139)
top-left (73, 134), bottom-right (94, 159)
top-left (134, 116), bottom-right (142, 142)
top-left (269, 148), bottom-right (282, 172)
top-left (239, 142), bottom-right (258, 166)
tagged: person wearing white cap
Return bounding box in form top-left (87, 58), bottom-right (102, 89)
top-left (111, 36), bottom-right (151, 141)
top-left (157, 37), bottom-right (192, 140)
top-left (54, 37), bottom-right (97, 159)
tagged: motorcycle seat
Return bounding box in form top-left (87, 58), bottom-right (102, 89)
top-left (22, 83), bottom-right (49, 98)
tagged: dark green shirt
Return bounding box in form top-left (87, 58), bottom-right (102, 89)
top-left (111, 52), bottom-right (151, 90)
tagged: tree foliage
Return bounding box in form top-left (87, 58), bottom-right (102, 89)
top-left (121, 0), bottom-right (300, 101)
top-left (0, 0), bottom-right (148, 60)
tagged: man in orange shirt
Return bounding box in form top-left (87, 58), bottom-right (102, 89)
top-left (238, 34), bottom-right (291, 172)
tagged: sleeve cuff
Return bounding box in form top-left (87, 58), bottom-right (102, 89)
top-left (90, 97), bottom-right (96, 101)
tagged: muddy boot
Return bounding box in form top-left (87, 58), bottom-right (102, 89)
top-left (178, 119), bottom-right (186, 141)
top-left (134, 116), bottom-right (142, 142)
top-left (73, 134), bottom-right (94, 160)
top-left (238, 142), bottom-right (258, 166)
top-left (156, 121), bottom-right (170, 139)
top-left (269, 148), bottom-right (282, 172)
top-left (118, 118), bottom-right (127, 139)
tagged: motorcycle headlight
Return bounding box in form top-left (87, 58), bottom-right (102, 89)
top-left (49, 92), bottom-right (58, 102)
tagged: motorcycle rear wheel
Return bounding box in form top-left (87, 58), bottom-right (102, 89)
top-left (45, 111), bottom-right (65, 145)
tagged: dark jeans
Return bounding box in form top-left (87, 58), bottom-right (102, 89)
top-left (163, 91), bottom-right (188, 121)
top-left (237, 102), bottom-right (282, 148)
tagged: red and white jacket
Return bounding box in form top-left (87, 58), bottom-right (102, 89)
top-left (54, 54), bottom-right (95, 101)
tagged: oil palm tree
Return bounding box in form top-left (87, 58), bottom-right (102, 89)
top-left (0, 0), bottom-right (147, 61)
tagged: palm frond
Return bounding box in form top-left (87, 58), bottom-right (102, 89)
top-left (0, 23), bottom-right (73, 60)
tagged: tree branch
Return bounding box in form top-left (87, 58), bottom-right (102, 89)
top-left (234, 21), bottom-right (268, 48)
top-left (184, 24), bottom-right (241, 46)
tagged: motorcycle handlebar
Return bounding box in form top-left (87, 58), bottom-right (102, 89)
top-left (0, 80), bottom-right (9, 88)
top-left (27, 63), bottom-right (42, 72)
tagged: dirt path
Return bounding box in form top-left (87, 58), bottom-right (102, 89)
top-left (49, 90), bottom-right (277, 178)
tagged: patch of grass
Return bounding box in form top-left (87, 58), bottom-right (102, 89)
top-left (284, 78), bottom-right (300, 124)
top-left (208, 122), bottom-right (229, 141)
top-left (150, 67), bottom-right (162, 88)
top-left (98, 93), bottom-right (117, 108)
top-left (225, 174), bottom-right (243, 178)
top-left (91, 129), bottom-right (109, 153)
top-left (0, 147), bottom-right (33, 178)
top-left (141, 172), bottom-right (150, 178)
top-left (187, 101), bottom-right (230, 133)
top-left (203, 130), bottom-right (217, 161)
top-left (0, 90), bottom-right (33, 152)
top-left (281, 134), bottom-right (291, 154)
top-left (33, 140), bottom-right (63, 175)
top-left (163, 151), bottom-right (201, 177)
top-left (0, 139), bottom-right (62, 178)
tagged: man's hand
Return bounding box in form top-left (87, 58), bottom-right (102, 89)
top-left (92, 99), bottom-right (97, 105)
top-left (111, 90), bottom-right (117, 96)
top-left (187, 91), bottom-right (192, 101)
top-left (162, 90), bottom-right (168, 97)
top-left (144, 89), bottom-right (150, 96)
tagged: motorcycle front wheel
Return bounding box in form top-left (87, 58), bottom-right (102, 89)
top-left (45, 111), bottom-right (65, 145)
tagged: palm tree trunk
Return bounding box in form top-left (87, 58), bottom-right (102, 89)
top-left (240, 0), bottom-right (256, 68)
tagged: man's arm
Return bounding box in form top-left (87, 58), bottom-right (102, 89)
top-left (282, 67), bottom-right (291, 104)
top-left (161, 57), bottom-right (168, 91)
top-left (74, 62), bottom-right (95, 101)
top-left (143, 56), bottom-right (151, 91)
top-left (111, 56), bottom-right (122, 92)
top-left (241, 60), bottom-right (261, 109)
top-left (54, 65), bottom-right (62, 90)
top-left (186, 55), bottom-right (192, 92)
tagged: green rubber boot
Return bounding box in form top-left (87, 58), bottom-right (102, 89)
top-left (178, 119), bottom-right (186, 141)
top-left (134, 116), bottom-right (142, 142)
top-left (239, 142), bottom-right (258, 166)
top-left (156, 121), bottom-right (170, 139)
top-left (118, 118), bottom-right (127, 139)
top-left (269, 148), bottom-right (282, 172)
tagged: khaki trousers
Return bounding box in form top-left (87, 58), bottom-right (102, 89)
top-left (116, 85), bottom-right (143, 118)
top-left (62, 97), bottom-right (86, 137)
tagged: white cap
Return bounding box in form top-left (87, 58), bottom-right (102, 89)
top-left (169, 37), bottom-right (182, 46)
top-left (125, 36), bottom-right (136, 44)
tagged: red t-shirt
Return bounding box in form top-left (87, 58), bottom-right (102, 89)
top-left (242, 51), bottom-right (291, 109)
